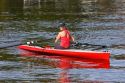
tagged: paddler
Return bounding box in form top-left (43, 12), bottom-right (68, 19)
top-left (55, 23), bottom-right (75, 49)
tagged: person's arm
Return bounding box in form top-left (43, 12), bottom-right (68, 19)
top-left (71, 36), bottom-right (75, 42)
top-left (67, 31), bottom-right (75, 42)
top-left (55, 32), bottom-right (61, 43)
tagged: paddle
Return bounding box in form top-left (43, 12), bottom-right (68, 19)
top-left (71, 42), bottom-right (108, 50)
top-left (75, 42), bottom-right (107, 48)
top-left (26, 40), bottom-right (108, 49)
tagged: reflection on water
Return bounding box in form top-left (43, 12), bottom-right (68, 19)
top-left (18, 50), bottom-right (110, 82)
top-left (20, 50), bottom-right (110, 69)
top-left (0, 50), bottom-right (110, 82)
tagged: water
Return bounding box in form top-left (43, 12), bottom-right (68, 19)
top-left (0, 0), bottom-right (125, 82)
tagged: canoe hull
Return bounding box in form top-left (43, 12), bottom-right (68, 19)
top-left (18, 45), bottom-right (110, 60)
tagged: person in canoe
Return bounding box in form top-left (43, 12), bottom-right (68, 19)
top-left (55, 23), bottom-right (75, 49)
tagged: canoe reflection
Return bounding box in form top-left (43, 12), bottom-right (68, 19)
top-left (19, 50), bottom-right (110, 83)
top-left (19, 50), bottom-right (110, 69)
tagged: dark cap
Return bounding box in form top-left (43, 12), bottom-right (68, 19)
top-left (59, 23), bottom-right (66, 27)
top-left (59, 23), bottom-right (68, 30)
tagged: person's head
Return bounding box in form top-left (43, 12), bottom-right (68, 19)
top-left (59, 23), bottom-right (67, 31)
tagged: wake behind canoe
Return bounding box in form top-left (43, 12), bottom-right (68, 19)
top-left (18, 45), bottom-right (110, 60)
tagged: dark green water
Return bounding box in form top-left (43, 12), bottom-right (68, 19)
top-left (1, 0), bottom-right (125, 82)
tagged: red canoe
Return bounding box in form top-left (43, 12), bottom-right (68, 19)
top-left (18, 45), bottom-right (110, 60)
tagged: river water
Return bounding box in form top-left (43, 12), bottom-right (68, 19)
top-left (0, 0), bottom-right (125, 82)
